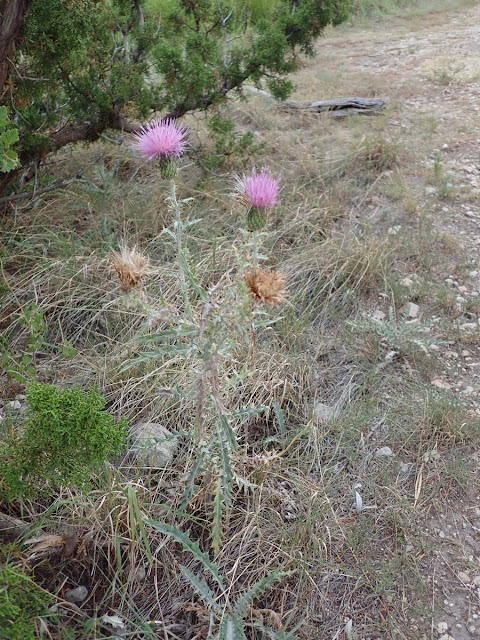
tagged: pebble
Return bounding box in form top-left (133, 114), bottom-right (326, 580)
top-left (388, 225), bottom-right (402, 235)
top-left (457, 571), bottom-right (471, 584)
top-left (460, 323), bottom-right (477, 331)
top-left (65, 586), bottom-right (88, 603)
top-left (437, 622), bottom-right (449, 634)
top-left (371, 310), bottom-right (386, 322)
top-left (399, 302), bottom-right (420, 319)
top-left (432, 378), bottom-right (451, 390)
top-left (375, 446), bottom-right (393, 457)
top-left (472, 576), bottom-right (480, 587)
top-left (7, 400), bottom-right (21, 410)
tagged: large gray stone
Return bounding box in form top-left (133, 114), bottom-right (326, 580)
top-left (129, 422), bottom-right (178, 468)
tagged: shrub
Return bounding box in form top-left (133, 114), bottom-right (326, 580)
top-left (0, 564), bottom-right (52, 640)
top-left (0, 382), bottom-right (128, 500)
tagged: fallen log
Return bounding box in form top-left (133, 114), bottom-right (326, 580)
top-left (282, 96), bottom-right (386, 116)
top-left (243, 87), bottom-right (385, 116)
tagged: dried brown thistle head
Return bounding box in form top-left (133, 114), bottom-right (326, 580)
top-left (244, 268), bottom-right (288, 306)
top-left (110, 245), bottom-right (152, 292)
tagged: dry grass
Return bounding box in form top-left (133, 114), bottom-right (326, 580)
top-left (2, 1), bottom-right (480, 638)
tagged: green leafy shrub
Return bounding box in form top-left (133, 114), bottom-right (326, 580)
top-left (0, 107), bottom-right (20, 173)
top-left (0, 383), bottom-right (128, 500)
top-left (0, 302), bottom-right (47, 383)
top-left (0, 564), bottom-right (52, 640)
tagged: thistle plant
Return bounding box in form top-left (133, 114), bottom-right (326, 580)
top-left (235, 167), bottom-right (282, 265)
top-left (111, 244), bottom-right (153, 293)
top-left (130, 119), bottom-right (189, 179)
top-left (124, 121), bottom-right (287, 551)
top-left (146, 522), bottom-right (298, 640)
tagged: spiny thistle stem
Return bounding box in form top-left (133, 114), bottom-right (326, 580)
top-left (170, 179), bottom-right (191, 315)
top-left (251, 230), bottom-right (260, 267)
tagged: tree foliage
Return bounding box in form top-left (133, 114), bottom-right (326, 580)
top-left (0, 0), bottom-right (350, 192)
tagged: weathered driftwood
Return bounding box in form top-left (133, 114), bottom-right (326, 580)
top-left (282, 96), bottom-right (385, 116)
top-left (243, 86), bottom-right (385, 116)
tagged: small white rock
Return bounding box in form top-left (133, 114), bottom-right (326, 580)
top-left (388, 225), bottom-right (402, 235)
top-left (460, 323), bottom-right (477, 331)
top-left (437, 622), bottom-right (449, 635)
top-left (65, 586), bottom-right (88, 603)
top-left (423, 449), bottom-right (441, 462)
top-left (7, 400), bottom-right (22, 410)
top-left (431, 378), bottom-right (451, 390)
top-left (371, 310), bottom-right (386, 322)
top-left (401, 277), bottom-right (414, 288)
top-left (457, 571), bottom-right (471, 584)
top-left (399, 302), bottom-right (420, 319)
top-left (375, 446), bottom-right (393, 457)
top-left (472, 576), bottom-right (480, 587)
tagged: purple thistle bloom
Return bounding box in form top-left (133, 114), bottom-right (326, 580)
top-left (131, 119), bottom-right (189, 161)
top-left (237, 167), bottom-right (281, 210)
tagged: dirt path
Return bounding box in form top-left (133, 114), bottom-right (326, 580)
top-left (308, 6), bottom-right (480, 639)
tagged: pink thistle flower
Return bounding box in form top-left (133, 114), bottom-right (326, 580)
top-left (236, 167), bottom-right (281, 211)
top-left (131, 119), bottom-right (189, 161)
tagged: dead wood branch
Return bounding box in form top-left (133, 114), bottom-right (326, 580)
top-left (244, 86), bottom-right (385, 116)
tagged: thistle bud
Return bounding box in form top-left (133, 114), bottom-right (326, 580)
top-left (159, 157), bottom-right (178, 179)
top-left (247, 208), bottom-right (267, 231)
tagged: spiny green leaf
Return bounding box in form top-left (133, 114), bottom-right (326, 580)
top-left (144, 521), bottom-right (225, 591)
top-left (217, 615), bottom-right (247, 640)
top-left (233, 571), bottom-right (291, 617)
top-left (272, 401), bottom-right (285, 437)
top-left (179, 565), bottom-right (222, 613)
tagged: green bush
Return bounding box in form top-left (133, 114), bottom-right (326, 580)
top-left (0, 564), bottom-right (52, 640)
top-left (0, 383), bottom-right (128, 500)
top-left (0, 107), bottom-right (20, 173)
